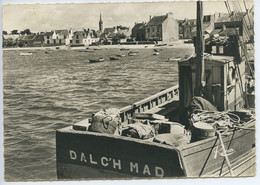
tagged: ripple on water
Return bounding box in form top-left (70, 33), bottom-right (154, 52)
top-left (3, 46), bottom-right (194, 181)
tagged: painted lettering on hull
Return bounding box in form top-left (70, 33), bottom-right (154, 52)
top-left (68, 150), bottom-right (165, 177)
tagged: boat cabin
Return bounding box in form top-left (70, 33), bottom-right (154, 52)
top-left (178, 54), bottom-right (246, 111)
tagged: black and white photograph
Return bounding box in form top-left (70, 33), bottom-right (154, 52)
top-left (1, 0), bottom-right (257, 183)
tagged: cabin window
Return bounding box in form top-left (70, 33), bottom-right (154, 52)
top-left (219, 46), bottom-right (224, 54)
top-left (203, 15), bottom-right (211, 22)
top-left (212, 46), bottom-right (216, 54)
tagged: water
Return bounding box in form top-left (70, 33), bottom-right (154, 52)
top-left (3, 46), bottom-right (194, 181)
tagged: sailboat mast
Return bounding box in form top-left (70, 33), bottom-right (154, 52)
top-left (195, 0), bottom-right (205, 96)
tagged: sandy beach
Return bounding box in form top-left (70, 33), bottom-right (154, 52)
top-left (2, 41), bottom-right (194, 51)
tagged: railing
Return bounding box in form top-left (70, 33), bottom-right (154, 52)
top-left (119, 85), bottom-right (179, 122)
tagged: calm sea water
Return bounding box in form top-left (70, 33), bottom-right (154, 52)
top-left (3, 45), bottom-right (194, 181)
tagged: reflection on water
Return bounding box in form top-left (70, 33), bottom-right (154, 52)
top-left (3, 46), bottom-right (194, 181)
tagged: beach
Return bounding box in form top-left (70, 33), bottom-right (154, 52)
top-left (2, 41), bottom-right (194, 51)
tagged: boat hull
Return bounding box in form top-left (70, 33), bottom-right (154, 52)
top-left (178, 120), bottom-right (255, 177)
top-left (56, 119), bottom-right (255, 179)
top-left (56, 128), bottom-right (185, 179)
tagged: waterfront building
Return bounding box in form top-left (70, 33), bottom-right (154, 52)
top-left (43, 29), bottom-right (71, 46)
top-left (100, 27), bottom-right (117, 44)
top-left (131, 22), bottom-right (146, 41)
top-left (116, 26), bottom-right (131, 42)
top-left (83, 29), bottom-right (100, 46)
top-left (71, 31), bottom-right (86, 46)
top-left (178, 19), bottom-right (196, 39)
top-left (145, 12), bottom-right (179, 42)
top-left (18, 33), bottom-right (44, 47)
top-left (2, 34), bottom-right (20, 47)
top-left (190, 14), bottom-right (216, 37)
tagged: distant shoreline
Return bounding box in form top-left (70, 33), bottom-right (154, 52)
top-left (3, 43), bottom-right (194, 51)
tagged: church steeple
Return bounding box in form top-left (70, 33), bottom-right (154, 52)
top-left (99, 13), bottom-right (103, 33)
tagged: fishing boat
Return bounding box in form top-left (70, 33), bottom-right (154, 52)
top-left (128, 51), bottom-right (138, 56)
top-left (116, 54), bottom-right (126, 57)
top-left (28, 51), bottom-right (37, 53)
top-left (153, 52), bottom-right (160, 56)
top-left (56, 1), bottom-right (255, 179)
top-left (86, 49), bottom-right (95, 52)
top-left (120, 48), bottom-right (130, 51)
top-left (89, 57), bottom-right (104, 63)
top-left (167, 57), bottom-right (181, 62)
top-left (94, 48), bottom-right (102, 50)
top-left (20, 52), bottom-right (32, 56)
top-left (156, 43), bottom-right (167, 47)
top-left (109, 56), bottom-right (120, 61)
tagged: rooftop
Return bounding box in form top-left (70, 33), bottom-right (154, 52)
top-left (146, 15), bottom-right (167, 26)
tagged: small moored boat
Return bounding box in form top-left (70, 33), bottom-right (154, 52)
top-left (20, 52), bottom-right (32, 56)
top-left (120, 48), bottom-right (130, 51)
top-left (116, 54), bottom-right (126, 57)
top-left (153, 52), bottom-right (160, 55)
top-left (167, 57), bottom-right (182, 62)
top-left (109, 56), bottom-right (120, 61)
top-left (128, 51), bottom-right (138, 56)
top-left (89, 57), bottom-right (104, 63)
top-left (86, 49), bottom-right (94, 52)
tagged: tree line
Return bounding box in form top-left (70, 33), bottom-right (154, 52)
top-left (2, 29), bottom-right (32, 35)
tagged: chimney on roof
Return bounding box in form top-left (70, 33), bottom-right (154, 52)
top-left (150, 15), bottom-right (152, 21)
top-left (166, 12), bottom-right (173, 19)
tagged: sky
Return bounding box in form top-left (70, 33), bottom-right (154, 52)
top-left (2, 0), bottom-right (254, 33)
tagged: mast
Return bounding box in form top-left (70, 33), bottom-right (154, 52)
top-left (195, 0), bottom-right (205, 96)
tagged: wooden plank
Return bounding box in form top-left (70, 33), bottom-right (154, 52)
top-left (203, 148), bottom-right (255, 177)
top-left (133, 85), bottom-right (178, 107)
top-left (178, 124), bottom-right (255, 177)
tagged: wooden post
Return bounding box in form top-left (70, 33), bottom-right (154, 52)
top-left (195, 0), bottom-right (205, 96)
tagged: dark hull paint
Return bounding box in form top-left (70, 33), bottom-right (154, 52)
top-left (56, 129), bottom-right (185, 179)
top-left (56, 120), bottom-right (255, 179)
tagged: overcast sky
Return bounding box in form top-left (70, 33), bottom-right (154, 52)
top-left (2, 0), bottom-right (253, 33)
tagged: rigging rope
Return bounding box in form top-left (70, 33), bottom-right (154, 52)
top-left (231, 1), bottom-right (255, 78)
